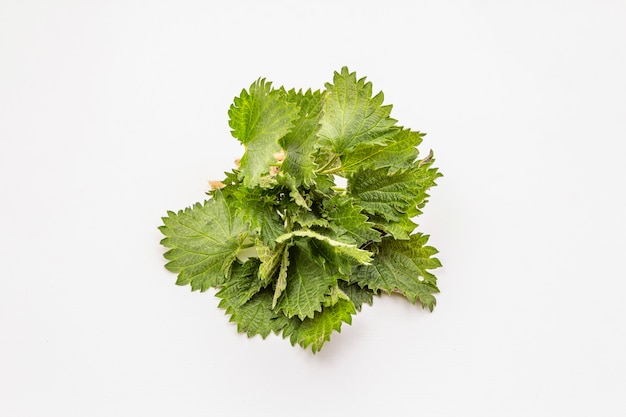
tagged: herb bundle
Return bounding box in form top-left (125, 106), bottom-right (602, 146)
top-left (159, 67), bottom-right (442, 352)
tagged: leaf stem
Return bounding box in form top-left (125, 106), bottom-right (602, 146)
top-left (319, 166), bottom-right (343, 175)
top-left (315, 154), bottom-right (341, 174)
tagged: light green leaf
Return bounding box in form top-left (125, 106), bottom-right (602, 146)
top-left (272, 245), bottom-right (291, 309)
top-left (341, 129), bottom-right (423, 174)
top-left (412, 156), bottom-right (443, 215)
top-left (323, 284), bottom-right (350, 307)
top-left (159, 190), bottom-right (248, 291)
top-left (368, 213), bottom-right (417, 240)
top-left (279, 89), bottom-right (324, 187)
top-left (274, 244), bottom-right (338, 320)
top-left (276, 229), bottom-right (372, 265)
top-left (354, 233), bottom-right (442, 310)
top-left (228, 79), bottom-right (299, 186)
top-left (307, 238), bottom-right (354, 277)
top-left (257, 243), bottom-right (286, 283)
top-left (282, 298), bottom-right (356, 353)
top-left (319, 67), bottom-right (398, 154)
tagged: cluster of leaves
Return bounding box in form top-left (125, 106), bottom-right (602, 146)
top-left (159, 67), bottom-right (442, 353)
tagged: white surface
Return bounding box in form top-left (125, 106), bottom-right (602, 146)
top-left (1, 1), bottom-right (625, 416)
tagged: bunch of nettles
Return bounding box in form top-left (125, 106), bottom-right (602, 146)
top-left (159, 67), bottom-right (442, 353)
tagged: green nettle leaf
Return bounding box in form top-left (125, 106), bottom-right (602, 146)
top-left (347, 166), bottom-right (425, 222)
top-left (228, 79), bottom-right (300, 187)
top-left (279, 89), bottom-right (325, 187)
top-left (159, 67), bottom-right (443, 353)
top-left (274, 244), bottom-right (338, 320)
top-left (159, 190), bottom-right (248, 291)
top-left (368, 212), bottom-right (418, 241)
top-left (338, 281), bottom-right (374, 312)
top-left (319, 67), bottom-right (398, 154)
top-left (341, 129), bottom-right (423, 174)
top-left (272, 244), bottom-right (290, 308)
top-left (215, 259), bottom-right (265, 308)
top-left (323, 195), bottom-right (380, 247)
top-left (413, 157), bottom-right (443, 215)
top-left (228, 184), bottom-right (286, 248)
top-left (354, 233), bottom-right (442, 311)
top-left (218, 287), bottom-right (285, 338)
top-left (282, 298), bottom-right (356, 353)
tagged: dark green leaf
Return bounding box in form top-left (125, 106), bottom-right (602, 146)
top-left (228, 185), bottom-right (285, 248)
top-left (218, 288), bottom-right (286, 338)
top-left (281, 298), bottom-right (356, 353)
top-left (215, 259), bottom-right (264, 308)
top-left (339, 281), bottom-right (375, 312)
top-left (274, 244), bottom-right (338, 320)
top-left (323, 195), bottom-right (381, 246)
top-left (347, 166), bottom-right (422, 222)
top-left (354, 233), bottom-right (442, 311)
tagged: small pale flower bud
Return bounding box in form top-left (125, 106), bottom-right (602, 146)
top-left (209, 180), bottom-right (225, 190)
top-left (273, 150), bottom-right (285, 162)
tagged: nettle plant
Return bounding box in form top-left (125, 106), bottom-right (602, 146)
top-left (159, 67), bottom-right (442, 353)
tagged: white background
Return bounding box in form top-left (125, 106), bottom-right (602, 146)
top-left (1, 1), bottom-right (625, 416)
